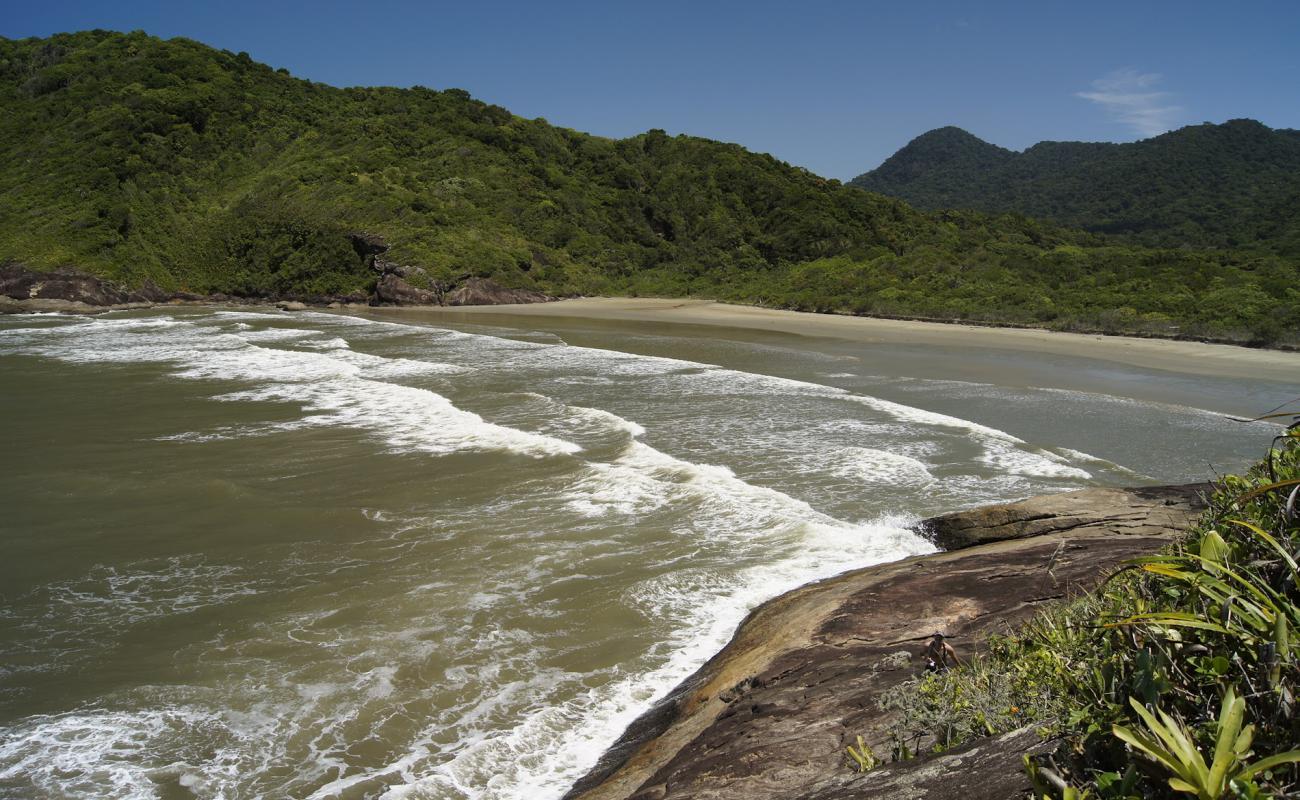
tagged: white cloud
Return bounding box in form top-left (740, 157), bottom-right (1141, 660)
top-left (1076, 68), bottom-right (1183, 138)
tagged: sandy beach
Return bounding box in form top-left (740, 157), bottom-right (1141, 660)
top-left (367, 298), bottom-right (1300, 386)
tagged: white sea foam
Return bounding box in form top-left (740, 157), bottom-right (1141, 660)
top-left (383, 324), bottom-right (1088, 489)
top-left (824, 447), bottom-right (936, 486)
top-left (211, 310), bottom-right (297, 321)
top-left (3, 315), bottom-right (573, 459)
top-left (843, 393), bottom-right (1020, 442)
top-left (392, 517), bottom-right (932, 800)
top-left (513, 339), bottom-right (1084, 488)
top-left (1051, 446), bottom-right (1139, 475)
top-left (152, 420), bottom-right (319, 443)
top-left (218, 377), bottom-right (576, 459)
top-left (566, 406), bottom-right (647, 438)
top-left (297, 336), bottom-right (351, 350)
top-left (468, 436), bottom-right (937, 798)
top-left (0, 557), bottom-right (274, 688)
top-left (0, 706), bottom-right (251, 799)
top-left (324, 348), bottom-right (476, 379)
top-left (234, 327), bottom-right (324, 342)
top-left (564, 463), bottom-right (670, 518)
top-left (243, 315), bottom-right (1105, 488)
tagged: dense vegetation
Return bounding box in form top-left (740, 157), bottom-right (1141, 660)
top-left (851, 123), bottom-right (1300, 257)
top-left (1, 31), bottom-right (1297, 344)
top-left (873, 425), bottom-right (1300, 798)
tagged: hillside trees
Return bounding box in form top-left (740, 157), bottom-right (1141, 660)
top-left (1, 31), bottom-right (1296, 344)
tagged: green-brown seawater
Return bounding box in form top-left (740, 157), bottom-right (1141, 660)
top-left (0, 307), bottom-right (1292, 799)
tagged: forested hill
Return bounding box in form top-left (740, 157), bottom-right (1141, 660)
top-left (1, 31), bottom-right (1297, 345)
top-left (850, 121), bottom-right (1300, 255)
top-left (0, 29), bottom-right (969, 296)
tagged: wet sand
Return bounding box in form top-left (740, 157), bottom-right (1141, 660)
top-left (369, 298), bottom-right (1300, 385)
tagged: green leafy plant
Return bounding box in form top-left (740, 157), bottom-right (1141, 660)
top-left (846, 735), bottom-right (879, 772)
top-left (857, 426), bottom-right (1300, 798)
top-left (1112, 686), bottom-right (1300, 799)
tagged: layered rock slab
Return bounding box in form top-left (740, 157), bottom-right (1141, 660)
top-left (565, 483), bottom-right (1210, 800)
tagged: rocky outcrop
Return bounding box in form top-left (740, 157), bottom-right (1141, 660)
top-left (2, 262), bottom-right (134, 306)
top-left (351, 233), bottom-right (551, 307)
top-left (0, 261), bottom-right (355, 312)
top-left (0, 262), bottom-right (202, 311)
top-left (922, 483), bottom-right (1211, 550)
top-left (564, 483), bottom-right (1210, 800)
top-left (373, 272), bottom-right (446, 305)
top-left (368, 256), bottom-right (446, 306)
top-left (373, 272), bottom-right (551, 307)
top-left (446, 276), bottom-right (551, 306)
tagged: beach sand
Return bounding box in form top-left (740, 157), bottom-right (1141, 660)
top-left (368, 298), bottom-right (1300, 385)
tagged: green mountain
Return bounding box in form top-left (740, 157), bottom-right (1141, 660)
top-left (0, 29), bottom-right (951, 296)
top-left (851, 121), bottom-right (1300, 255)
top-left (1, 30), bottom-right (1297, 344)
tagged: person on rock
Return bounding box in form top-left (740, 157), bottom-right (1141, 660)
top-left (923, 632), bottom-right (961, 673)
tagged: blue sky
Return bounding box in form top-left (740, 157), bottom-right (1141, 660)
top-left (4, 1), bottom-right (1299, 179)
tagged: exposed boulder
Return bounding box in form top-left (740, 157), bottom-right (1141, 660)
top-left (0, 263), bottom-right (130, 305)
top-left (564, 483), bottom-right (1210, 800)
top-left (0, 262), bottom-right (201, 310)
top-left (445, 277), bottom-right (551, 306)
top-left (372, 273), bottom-right (445, 306)
top-left (364, 255), bottom-right (448, 306)
top-left (922, 483), bottom-right (1211, 550)
top-left (275, 300), bottom-right (308, 311)
top-left (0, 262), bottom-right (40, 299)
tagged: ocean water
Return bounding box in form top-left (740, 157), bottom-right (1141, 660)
top-left (0, 307), bottom-right (1289, 799)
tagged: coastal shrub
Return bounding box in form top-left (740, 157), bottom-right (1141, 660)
top-left (865, 421), bottom-right (1300, 799)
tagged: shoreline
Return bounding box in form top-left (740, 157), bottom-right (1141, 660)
top-left (7, 292), bottom-right (1299, 384)
top-left (364, 297), bottom-right (1300, 385)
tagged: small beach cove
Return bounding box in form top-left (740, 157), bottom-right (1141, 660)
top-left (0, 301), bottom-right (1294, 799)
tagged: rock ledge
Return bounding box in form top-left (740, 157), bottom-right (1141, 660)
top-left (565, 483), bottom-right (1210, 800)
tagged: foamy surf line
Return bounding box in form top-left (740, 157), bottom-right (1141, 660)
top-left (303, 310), bottom-right (1099, 481)
top-left (373, 431), bottom-right (935, 799)
top-left (399, 525), bottom-right (932, 800)
top-left (363, 522), bottom-right (931, 800)
top-left (1, 314), bottom-right (580, 459)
